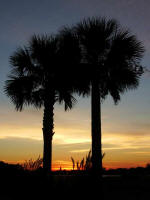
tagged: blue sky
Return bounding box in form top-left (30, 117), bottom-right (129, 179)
top-left (0, 0), bottom-right (150, 169)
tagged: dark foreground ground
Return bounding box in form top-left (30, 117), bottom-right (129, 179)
top-left (1, 162), bottom-right (150, 200)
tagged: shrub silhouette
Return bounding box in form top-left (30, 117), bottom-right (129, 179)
top-left (71, 150), bottom-right (105, 170)
top-left (22, 156), bottom-right (43, 171)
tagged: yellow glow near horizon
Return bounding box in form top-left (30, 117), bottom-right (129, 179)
top-left (1, 129), bottom-right (150, 169)
top-left (1, 102), bottom-right (150, 170)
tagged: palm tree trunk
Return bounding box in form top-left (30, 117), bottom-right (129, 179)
top-left (91, 80), bottom-right (102, 176)
top-left (43, 90), bottom-right (55, 174)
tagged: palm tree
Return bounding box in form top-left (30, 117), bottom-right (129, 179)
top-left (4, 34), bottom-right (81, 173)
top-left (74, 17), bottom-right (144, 175)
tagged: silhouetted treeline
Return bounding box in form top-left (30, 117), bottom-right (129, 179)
top-left (1, 161), bottom-right (150, 200)
top-left (1, 160), bottom-right (150, 176)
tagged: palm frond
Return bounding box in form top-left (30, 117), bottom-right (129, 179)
top-left (4, 75), bottom-right (43, 110)
top-left (74, 16), bottom-right (144, 102)
top-left (10, 47), bottom-right (34, 76)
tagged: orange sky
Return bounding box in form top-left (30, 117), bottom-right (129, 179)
top-left (1, 80), bottom-right (150, 170)
top-left (1, 89), bottom-right (150, 170)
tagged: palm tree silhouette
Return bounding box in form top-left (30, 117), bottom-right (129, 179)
top-left (74, 17), bottom-right (144, 175)
top-left (4, 34), bottom-right (81, 173)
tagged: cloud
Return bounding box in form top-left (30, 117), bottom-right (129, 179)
top-left (0, 136), bottom-right (42, 162)
top-left (69, 149), bottom-right (89, 153)
top-left (0, 136), bottom-right (91, 164)
top-left (1, 133), bottom-right (150, 169)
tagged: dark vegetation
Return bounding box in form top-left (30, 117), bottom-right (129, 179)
top-left (71, 150), bottom-right (105, 170)
top-left (1, 160), bottom-right (150, 199)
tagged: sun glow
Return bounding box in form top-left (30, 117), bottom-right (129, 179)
top-left (1, 106), bottom-right (150, 170)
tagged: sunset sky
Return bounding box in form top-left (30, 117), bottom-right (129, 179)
top-left (0, 0), bottom-right (150, 170)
